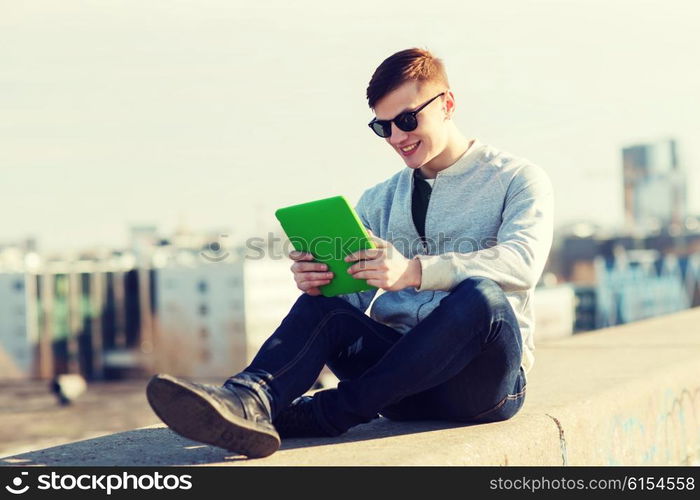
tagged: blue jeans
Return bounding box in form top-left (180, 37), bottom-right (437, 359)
top-left (229, 276), bottom-right (527, 436)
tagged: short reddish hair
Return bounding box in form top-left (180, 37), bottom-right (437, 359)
top-left (366, 48), bottom-right (450, 109)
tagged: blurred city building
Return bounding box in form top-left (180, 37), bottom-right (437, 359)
top-left (537, 138), bottom-right (700, 333)
top-left (531, 282), bottom-right (576, 342)
top-left (548, 224), bottom-right (700, 333)
top-left (153, 257), bottom-right (299, 379)
top-left (622, 139), bottom-right (687, 235)
top-left (0, 227), bottom-right (300, 381)
top-left (0, 272), bottom-right (36, 378)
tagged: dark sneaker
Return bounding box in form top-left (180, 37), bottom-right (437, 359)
top-left (146, 374), bottom-right (280, 458)
top-left (272, 395), bottom-right (339, 439)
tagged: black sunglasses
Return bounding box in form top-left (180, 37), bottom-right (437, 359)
top-left (368, 92), bottom-right (445, 138)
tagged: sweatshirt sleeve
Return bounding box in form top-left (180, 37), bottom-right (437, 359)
top-left (414, 163), bottom-right (554, 293)
top-left (336, 192), bottom-right (380, 313)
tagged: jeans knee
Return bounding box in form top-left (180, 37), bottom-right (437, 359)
top-left (450, 276), bottom-right (509, 317)
top-left (294, 292), bottom-right (350, 315)
top-left (284, 294), bottom-right (340, 341)
top-left (472, 392), bottom-right (526, 423)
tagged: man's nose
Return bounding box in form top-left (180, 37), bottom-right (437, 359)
top-left (388, 123), bottom-right (409, 145)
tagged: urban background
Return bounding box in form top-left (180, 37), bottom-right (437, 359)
top-left (3, 138), bottom-right (700, 384)
top-left (1, 0), bottom-right (699, 457)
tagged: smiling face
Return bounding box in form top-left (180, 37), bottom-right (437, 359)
top-left (372, 80), bottom-right (453, 173)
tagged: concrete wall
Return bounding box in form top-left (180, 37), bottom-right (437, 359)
top-left (3, 307), bottom-right (699, 466)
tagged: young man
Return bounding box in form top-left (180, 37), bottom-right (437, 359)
top-left (146, 48), bottom-right (554, 459)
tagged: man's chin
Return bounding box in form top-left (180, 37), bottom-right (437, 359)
top-left (405, 158), bottom-right (428, 169)
top-left (400, 155), bottom-right (425, 167)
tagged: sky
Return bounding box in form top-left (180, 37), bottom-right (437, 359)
top-left (1, 0), bottom-right (699, 252)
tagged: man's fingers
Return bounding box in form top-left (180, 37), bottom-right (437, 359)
top-left (296, 280), bottom-right (323, 295)
top-left (296, 271), bottom-right (333, 283)
top-left (368, 235), bottom-right (387, 248)
top-left (299, 278), bottom-right (331, 290)
top-left (289, 251), bottom-right (315, 261)
top-left (291, 262), bottom-right (329, 273)
top-left (365, 229), bottom-right (387, 249)
top-left (347, 257), bottom-right (385, 275)
top-left (350, 270), bottom-right (382, 282)
top-left (345, 248), bottom-right (384, 262)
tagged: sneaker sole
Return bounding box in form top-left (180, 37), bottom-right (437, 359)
top-left (146, 374), bottom-right (280, 458)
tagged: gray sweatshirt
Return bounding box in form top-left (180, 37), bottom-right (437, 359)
top-left (340, 138), bottom-right (554, 375)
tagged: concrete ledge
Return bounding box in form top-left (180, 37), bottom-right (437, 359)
top-left (3, 308), bottom-right (700, 466)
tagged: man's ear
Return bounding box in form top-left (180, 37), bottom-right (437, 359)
top-left (444, 90), bottom-right (456, 120)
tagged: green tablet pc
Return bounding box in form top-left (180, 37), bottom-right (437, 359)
top-left (275, 195), bottom-right (378, 297)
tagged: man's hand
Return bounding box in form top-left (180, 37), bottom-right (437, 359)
top-left (345, 230), bottom-right (422, 291)
top-left (288, 251), bottom-right (334, 296)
